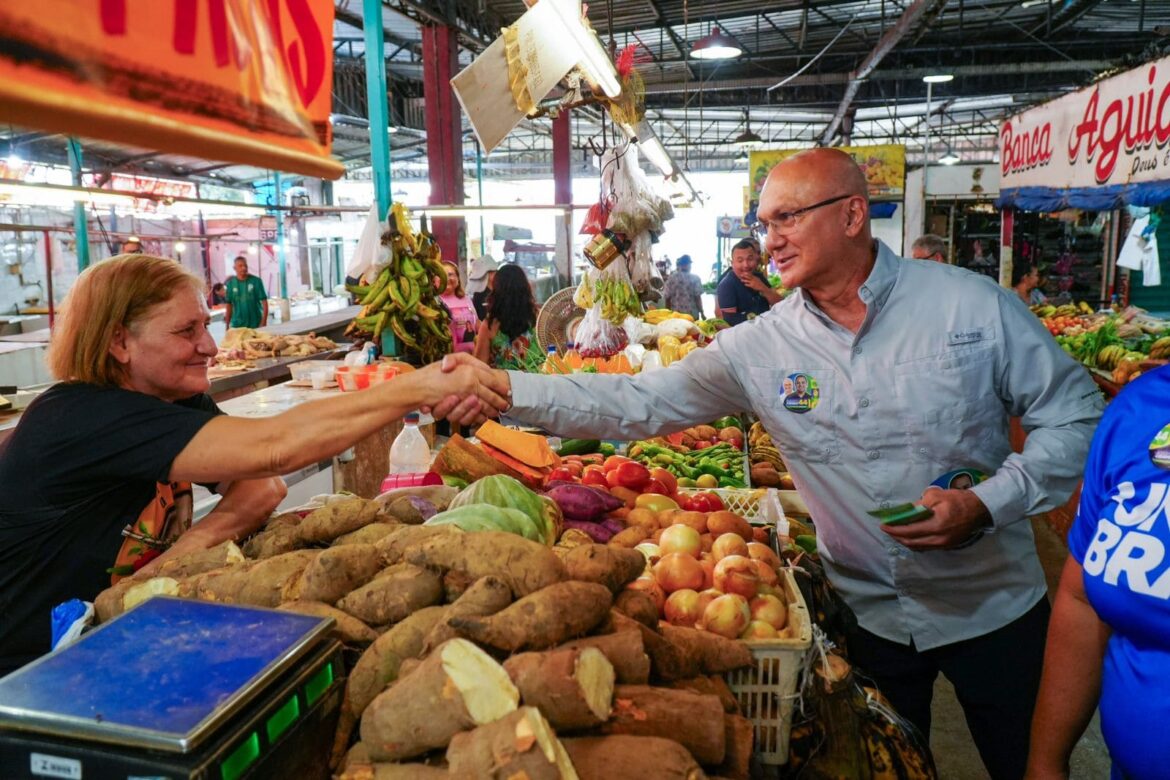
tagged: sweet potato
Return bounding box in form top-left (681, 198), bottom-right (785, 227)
top-left (422, 576), bottom-right (513, 653)
top-left (283, 543), bottom-right (382, 604)
top-left (717, 713), bottom-right (754, 780)
top-left (561, 736), bottom-right (706, 780)
top-left (667, 676), bottom-right (739, 714)
top-left (503, 648), bottom-right (614, 731)
top-left (332, 606), bottom-right (450, 768)
top-left (277, 601), bottom-right (379, 645)
top-left (705, 511), bottom-right (752, 542)
top-left (94, 541), bottom-right (245, 621)
top-left (603, 684), bottom-right (726, 765)
top-left (658, 624), bottom-right (753, 674)
top-left (332, 522), bottom-right (403, 547)
top-left (558, 630), bottom-right (651, 685)
top-left (297, 498), bottom-right (381, 544)
top-left (553, 528), bottom-right (595, 558)
top-left (613, 589), bottom-right (659, 628)
top-left (374, 525), bottom-right (462, 566)
top-left (404, 530), bottom-right (567, 598)
top-left (178, 550), bottom-right (317, 608)
top-left (243, 522), bottom-right (304, 559)
top-left (336, 563), bottom-right (442, 626)
top-left (605, 611), bottom-right (698, 681)
top-left (449, 581), bottom-right (612, 652)
top-left (361, 639), bottom-right (519, 761)
top-left (609, 526), bottom-right (651, 549)
top-left (563, 545), bottom-right (646, 593)
top-left (441, 569), bottom-right (476, 603)
top-left (446, 707), bottom-right (577, 780)
top-left (337, 740), bottom-right (449, 780)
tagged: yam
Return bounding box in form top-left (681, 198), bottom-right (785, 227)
top-left (381, 496), bottom-right (433, 525)
top-left (277, 601), bottom-right (378, 645)
top-left (336, 563), bottom-right (442, 626)
top-left (94, 541), bottom-right (247, 622)
top-left (446, 707), bottom-right (578, 780)
top-left (374, 485), bottom-right (458, 513)
top-left (243, 522), bottom-right (304, 558)
top-left (422, 576), bottom-right (513, 653)
top-left (449, 581), bottom-right (612, 652)
top-left (178, 550), bottom-right (317, 607)
top-left (553, 528), bottom-right (595, 558)
top-left (360, 638), bottom-right (519, 761)
top-left (716, 714), bottom-right (754, 780)
top-left (561, 736), bottom-right (706, 780)
top-left (333, 523), bottom-right (403, 546)
top-left (374, 525), bottom-right (461, 566)
top-left (441, 569), bottom-right (476, 603)
top-left (332, 606), bottom-right (450, 767)
top-left (404, 530), bottom-right (567, 598)
top-left (613, 589), bottom-right (659, 628)
top-left (558, 631), bottom-right (651, 685)
top-left (503, 648), bottom-right (614, 731)
top-left (658, 624), bottom-right (752, 674)
top-left (609, 526), bottom-right (651, 548)
top-left (603, 684), bottom-right (726, 765)
top-left (667, 676), bottom-right (739, 714)
top-left (606, 611), bottom-right (698, 681)
top-left (283, 543), bottom-right (382, 603)
top-left (562, 544), bottom-right (646, 593)
top-left (297, 498), bottom-right (380, 544)
top-left (706, 512), bottom-right (752, 542)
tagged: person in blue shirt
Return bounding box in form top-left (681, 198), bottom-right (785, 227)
top-left (1027, 365), bottom-right (1170, 780)
top-left (716, 237), bottom-right (782, 325)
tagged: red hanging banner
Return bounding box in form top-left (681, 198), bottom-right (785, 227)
top-left (0, 0), bottom-right (342, 179)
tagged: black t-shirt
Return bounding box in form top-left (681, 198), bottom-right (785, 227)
top-left (0, 384), bottom-right (219, 675)
top-left (716, 270), bottom-right (773, 326)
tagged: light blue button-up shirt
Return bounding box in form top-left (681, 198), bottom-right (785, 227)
top-left (509, 241), bottom-right (1103, 649)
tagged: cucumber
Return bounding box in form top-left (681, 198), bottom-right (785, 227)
top-left (558, 438), bottom-right (601, 456)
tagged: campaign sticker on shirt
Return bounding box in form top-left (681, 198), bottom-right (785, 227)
top-left (781, 372), bottom-right (819, 414)
top-left (1149, 424), bottom-right (1170, 470)
top-left (930, 468), bottom-right (987, 491)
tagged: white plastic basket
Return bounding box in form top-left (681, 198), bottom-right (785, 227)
top-left (724, 568), bottom-right (812, 765)
top-left (678, 487), bottom-right (809, 522)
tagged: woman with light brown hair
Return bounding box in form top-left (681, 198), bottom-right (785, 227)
top-left (0, 254), bottom-right (510, 676)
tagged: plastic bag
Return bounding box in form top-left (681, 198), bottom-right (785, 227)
top-left (579, 200), bottom-right (611, 236)
top-left (574, 306), bottom-right (630, 358)
top-left (346, 203), bottom-right (391, 283)
top-left (51, 599), bottom-right (94, 652)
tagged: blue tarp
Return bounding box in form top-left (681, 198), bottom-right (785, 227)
top-left (998, 181), bottom-right (1170, 212)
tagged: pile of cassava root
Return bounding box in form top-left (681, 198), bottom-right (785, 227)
top-left (94, 494), bottom-right (762, 780)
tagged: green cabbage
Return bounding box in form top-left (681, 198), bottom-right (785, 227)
top-left (448, 475), bottom-right (562, 545)
top-left (423, 504), bottom-right (543, 542)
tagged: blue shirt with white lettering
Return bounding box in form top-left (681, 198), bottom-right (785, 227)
top-left (1068, 365), bottom-right (1170, 780)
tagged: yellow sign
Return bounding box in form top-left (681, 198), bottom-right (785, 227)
top-left (0, 0), bottom-right (341, 179)
top-left (748, 145), bottom-right (906, 205)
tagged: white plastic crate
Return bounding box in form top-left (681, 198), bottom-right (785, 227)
top-left (724, 568), bottom-right (812, 765)
top-left (678, 487), bottom-right (809, 522)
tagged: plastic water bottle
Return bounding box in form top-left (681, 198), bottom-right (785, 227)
top-left (389, 413), bottom-right (431, 474)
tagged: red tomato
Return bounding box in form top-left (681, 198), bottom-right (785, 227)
top-left (606, 469), bottom-right (625, 489)
top-left (642, 479), bottom-right (671, 495)
top-left (564, 461), bottom-right (584, 477)
top-left (692, 491), bottom-right (725, 512)
top-left (582, 468), bottom-right (609, 488)
top-left (728, 437), bottom-right (744, 451)
top-left (546, 467), bottom-right (575, 483)
top-left (580, 454), bottom-right (605, 465)
top-left (603, 454), bottom-right (632, 472)
top-left (614, 461), bottom-right (651, 490)
top-left (693, 440), bottom-right (713, 450)
top-left (648, 467), bottom-right (678, 495)
top-left (677, 494), bottom-right (694, 511)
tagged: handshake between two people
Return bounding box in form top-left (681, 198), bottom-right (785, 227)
top-left (416, 352), bottom-right (513, 427)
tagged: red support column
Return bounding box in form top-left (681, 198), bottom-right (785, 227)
top-left (422, 24), bottom-right (465, 266)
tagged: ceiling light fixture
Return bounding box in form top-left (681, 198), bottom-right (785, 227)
top-left (922, 73), bottom-right (954, 84)
top-left (691, 27), bottom-right (742, 60)
top-left (732, 109), bottom-right (764, 149)
top-left (173, 241), bottom-right (186, 253)
top-left (939, 150), bottom-right (960, 165)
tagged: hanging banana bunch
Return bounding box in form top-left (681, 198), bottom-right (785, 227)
top-left (345, 205), bottom-right (453, 363)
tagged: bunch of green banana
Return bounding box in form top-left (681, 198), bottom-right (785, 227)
top-left (1031, 304), bottom-right (1057, 317)
top-left (344, 204), bottom-right (453, 363)
top-left (593, 277), bottom-right (642, 325)
top-left (1096, 344), bottom-right (1141, 371)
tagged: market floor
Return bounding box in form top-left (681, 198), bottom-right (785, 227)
top-left (928, 517), bottom-right (1111, 779)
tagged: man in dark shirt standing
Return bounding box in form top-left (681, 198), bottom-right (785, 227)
top-left (716, 238), bottom-right (782, 326)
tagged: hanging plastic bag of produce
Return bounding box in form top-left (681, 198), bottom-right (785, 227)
top-left (346, 203), bottom-right (391, 284)
top-left (574, 306), bottom-right (629, 358)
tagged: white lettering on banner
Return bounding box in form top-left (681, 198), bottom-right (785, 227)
top-left (1002, 55), bottom-right (1170, 190)
top-left (1086, 483), bottom-right (1170, 597)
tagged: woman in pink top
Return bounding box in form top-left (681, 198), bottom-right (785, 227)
top-left (439, 260), bottom-right (478, 354)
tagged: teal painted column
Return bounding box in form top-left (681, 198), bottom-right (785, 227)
top-left (363, 0), bottom-right (392, 218)
top-left (66, 139), bottom-right (91, 270)
top-left (273, 171), bottom-right (288, 298)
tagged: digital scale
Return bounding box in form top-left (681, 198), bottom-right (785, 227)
top-left (0, 597), bottom-right (344, 780)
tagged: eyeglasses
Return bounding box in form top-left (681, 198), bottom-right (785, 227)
top-left (752, 194), bottom-right (852, 237)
